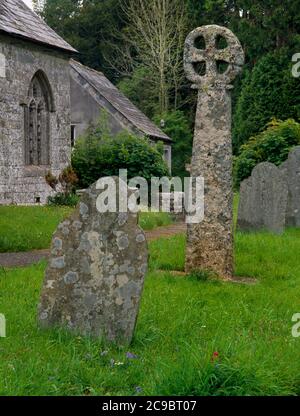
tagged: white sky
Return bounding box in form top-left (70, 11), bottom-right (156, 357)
top-left (23, 0), bottom-right (33, 9)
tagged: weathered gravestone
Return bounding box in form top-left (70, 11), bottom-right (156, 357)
top-left (38, 178), bottom-right (148, 344)
top-left (184, 25), bottom-right (244, 279)
top-left (280, 146), bottom-right (300, 228)
top-left (237, 162), bottom-right (288, 234)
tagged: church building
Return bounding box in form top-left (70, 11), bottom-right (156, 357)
top-left (0, 0), bottom-right (171, 205)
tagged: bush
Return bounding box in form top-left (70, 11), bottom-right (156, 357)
top-left (234, 119), bottom-right (300, 187)
top-left (153, 110), bottom-right (193, 179)
top-left (48, 192), bottom-right (79, 207)
top-left (46, 166), bottom-right (79, 207)
top-left (71, 123), bottom-right (169, 189)
top-left (233, 48), bottom-right (300, 152)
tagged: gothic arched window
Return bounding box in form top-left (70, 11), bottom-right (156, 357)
top-left (24, 71), bottom-right (54, 166)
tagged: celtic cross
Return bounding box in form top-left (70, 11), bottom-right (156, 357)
top-left (184, 25), bottom-right (244, 90)
top-left (184, 25), bottom-right (244, 279)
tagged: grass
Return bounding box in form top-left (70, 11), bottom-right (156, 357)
top-left (0, 207), bottom-right (173, 253)
top-left (1, 228), bottom-right (300, 396)
top-left (150, 228), bottom-right (300, 280)
top-left (138, 211), bottom-right (173, 231)
top-left (0, 206), bottom-right (73, 253)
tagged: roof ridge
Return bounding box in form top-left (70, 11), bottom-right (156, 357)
top-left (0, 0), bottom-right (77, 53)
top-left (70, 60), bottom-right (172, 142)
top-left (70, 59), bottom-right (104, 77)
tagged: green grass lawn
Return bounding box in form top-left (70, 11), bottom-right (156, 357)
top-left (0, 207), bottom-right (172, 253)
top-left (0, 206), bottom-right (73, 253)
top-left (1, 229), bottom-right (300, 396)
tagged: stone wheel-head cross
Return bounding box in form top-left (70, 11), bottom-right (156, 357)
top-left (184, 25), bottom-right (244, 89)
top-left (184, 25), bottom-right (244, 279)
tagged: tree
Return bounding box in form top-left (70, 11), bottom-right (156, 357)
top-left (110, 0), bottom-right (188, 116)
top-left (233, 48), bottom-right (300, 151)
top-left (154, 111), bottom-right (193, 179)
top-left (38, 0), bottom-right (124, 79)
top-left (234, 119), bottom-right (300, 187)
top-left (118, 67), bottom-right (158, 119)
top-left (37, 0), bottom-right (300, 156)
top-left (188, 0), bottom-right (300, 66)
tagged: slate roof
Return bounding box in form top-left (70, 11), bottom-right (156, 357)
top-left (70, 60), bottom-right (172, 142)
top-left (0, 0), bottom-right (77, 53)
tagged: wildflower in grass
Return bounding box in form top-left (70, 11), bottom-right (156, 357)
top-left (126, 352), bottom-right (139, 360)
top-left (211, 351), bottom-right (220, 362)
top-left (83, 387), bottom-right (95, 396)
top-left (100, 350), bottom-right (108, 357)
top-left (135, 386), bottom-right (143, 394)
top-left (110, 359), bottom-right (124, 367)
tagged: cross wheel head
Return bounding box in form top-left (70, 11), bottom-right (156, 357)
top-left (184, 25), bottom-right (245, 89)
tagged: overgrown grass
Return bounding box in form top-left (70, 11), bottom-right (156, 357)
top-left (0, 207), bottom-right (173, 253)
top-left (150, 228), bottom-right (300, 280)
top-left (1, 229), bottom-right (300, 396)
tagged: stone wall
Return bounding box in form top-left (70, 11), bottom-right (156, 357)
top-left (0, 34), bottom-right (71, 205)
top-left (70, 74), bottom-right (127, 139)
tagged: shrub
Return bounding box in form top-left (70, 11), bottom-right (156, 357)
top-left (48, 192), bottom-right (79, 207)
top-left (234, 119), bottom-right (300, 187)
top-left (45, 171), bottom-right (58, 190)
top-left (58, 166), bottom-right (79, 194)
top-left (233, 48), bottom-right (300, 152)
top-left (46, 166), bottom-right (79, 207)
top-left (153, 110), bottom-right (193, 179)
top-left (71, 123), bottom-right (169, 189)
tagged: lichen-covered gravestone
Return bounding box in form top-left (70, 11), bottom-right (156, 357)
top-left (38, 178), bottom-right (148, 344)
top-left (237, 162), bottom-right (288, 234)
top-left (184, 25), bottom-right (244, 279)
top-left (280, 146), bottom-right (300, 227)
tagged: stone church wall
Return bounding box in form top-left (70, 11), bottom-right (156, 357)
top-left (0, 34), bottom-right (71, 205)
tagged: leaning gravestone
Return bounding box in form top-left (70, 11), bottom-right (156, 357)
top-left (184, 25), bottom-right (244, 279)
top-left (237, 162), bottom-right (288, 234)
top-left (280, 146), bottom-right (300, 228)
top-left (38, 178), bottom-right (148, 344)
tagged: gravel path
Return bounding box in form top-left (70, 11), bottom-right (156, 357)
top-left (0, 222), bottom-right (187, 268)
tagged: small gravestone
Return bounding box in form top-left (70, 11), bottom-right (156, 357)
top-left (38, 178), bottom-right (148, 344)
top-left (280, 146), bottom-right (300, 227)
top-left (237, 162), bottom-right (288, 234)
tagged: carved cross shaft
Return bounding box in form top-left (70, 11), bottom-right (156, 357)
top-left (184, 25), bottom-right (244, 279)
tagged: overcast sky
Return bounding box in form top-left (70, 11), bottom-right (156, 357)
top-left (23, 0), bottom-right (33, 9)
